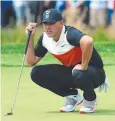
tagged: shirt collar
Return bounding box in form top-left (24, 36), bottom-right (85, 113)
top-left (43, 25), bottom-right (65, 42)
top-left (57, 25), bottom-right (65, 42)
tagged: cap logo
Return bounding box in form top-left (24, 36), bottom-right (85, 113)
top-left (45, 10), bottom-right (50, 19)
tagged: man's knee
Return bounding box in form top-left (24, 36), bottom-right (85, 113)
top-left (72, 69), bottom-right (93, 90)
top-left (31, 66), bottom-right (42, 83)
top-left (72, 69), bottom-right (87, 86)
top-left (72, 69), bottom-right (86, 80)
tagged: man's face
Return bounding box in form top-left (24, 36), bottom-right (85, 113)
top-left (43, 21), bottom-right (63, 38)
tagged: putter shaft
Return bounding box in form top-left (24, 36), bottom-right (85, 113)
top-left (5, 31), bottom-right (32, 115)
top-left (9, 54), bottom-right (26, 114)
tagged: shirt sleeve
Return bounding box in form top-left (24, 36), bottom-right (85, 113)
top-left (35, 34), bottom-right (47, 57)
top-left (66, 27), bottom-right (86, 46)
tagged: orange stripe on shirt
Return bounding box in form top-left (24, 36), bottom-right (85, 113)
top-left (52, 47), bottom-right (82, 67)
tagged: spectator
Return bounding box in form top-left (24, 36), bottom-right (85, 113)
top-left (112, 0), bottom-right (115, 26)
top-left (64, 0), bottom-right (80, 27)
top-left (82, 1), bottom-right (91, 26)
top-left (107, 0), bottom-right (114, 26)
top-left (55, 0), bottom-right (66, 12)
top-left (89, 0), bottom-right (107, 29)
top-left (12, 0), bottom-right (23, 26)
top-left (1, 0), bottom-right (16, 28)
top-left (35, 1), bottom-right (56, 24)
top-left (12, 0), bottom-right (32, 27)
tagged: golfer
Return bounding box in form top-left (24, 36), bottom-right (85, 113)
top-left (26, 8), bottom-right (106, 113)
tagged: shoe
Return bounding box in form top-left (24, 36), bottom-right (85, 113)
top-left (60, 93), bottom-right (83, 112)
top-left (79, 99), bottom-right (97, 114)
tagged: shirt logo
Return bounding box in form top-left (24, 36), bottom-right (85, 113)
top-left (61, 44), bottom-right (66, 47)
top-left (45, 10), bottom-right (50, 19)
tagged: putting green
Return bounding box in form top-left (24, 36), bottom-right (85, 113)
top-left (1, 66), bottom-right (115, 121)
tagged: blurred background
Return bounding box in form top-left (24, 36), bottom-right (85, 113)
top-left (1, 0), bottom-right (115, 30)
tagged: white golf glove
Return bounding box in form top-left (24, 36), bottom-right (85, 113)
top-left (99, 77), bottom-right (110, 93)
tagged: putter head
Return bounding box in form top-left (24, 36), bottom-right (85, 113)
top-left (5, 112), bottom-right (13, 116)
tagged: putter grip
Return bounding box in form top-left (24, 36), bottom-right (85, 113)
top-left (24, 31), bottom-right (32, 54)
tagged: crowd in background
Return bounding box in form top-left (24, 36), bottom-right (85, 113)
top-left (1, 0), bottom-right (115, 30)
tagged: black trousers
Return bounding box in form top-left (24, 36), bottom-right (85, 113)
top-left (31, 64), bottom-right (105, 101)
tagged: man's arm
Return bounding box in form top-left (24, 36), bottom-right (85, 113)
top-left (72, 35), bottom-right (93, 72)
top-left (25, 22), bottom-right (42, 67)
top-left (26, 35), bottom-right (42, 67)
top-left (66, 27), bottom-right (93, 70)
top-left (80, 35), bottom-right (93, 70)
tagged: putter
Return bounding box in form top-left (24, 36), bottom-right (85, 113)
top-left (5, 31), bottom-right (32, 116)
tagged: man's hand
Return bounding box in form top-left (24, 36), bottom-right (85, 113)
top-left (72, 64), bottom-right (87, 80)
top-left (26, 22), bottom-right (37, 36)
top-left (72, 64), bottom-right (87, 72)
top-left (25, 22), bottom-right (41, 67)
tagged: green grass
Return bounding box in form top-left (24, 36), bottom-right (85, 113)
top-left (1, 66), bottom-right (115, 121)
top-left (94, 41), bottom-right (115, 66)
top-left (1, 40), bottom-right (115, 67)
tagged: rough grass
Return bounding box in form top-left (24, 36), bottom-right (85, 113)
top-left (1, 27), bottom-right (43, 44)
top-left (1, 40), bottom-right (115, 67)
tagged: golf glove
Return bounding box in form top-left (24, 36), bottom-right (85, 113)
top-left (99, 77), bottom-right (110, 93)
